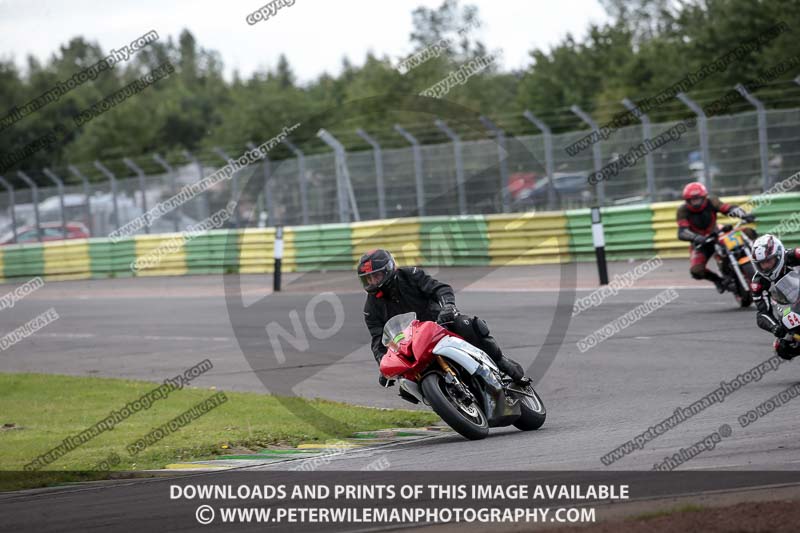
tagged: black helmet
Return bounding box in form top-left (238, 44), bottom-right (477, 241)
top-left (357, 249), bottom-right (397, 293)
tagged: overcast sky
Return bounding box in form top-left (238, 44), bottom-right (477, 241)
top-left (0, 0), bottom-right (610, 83)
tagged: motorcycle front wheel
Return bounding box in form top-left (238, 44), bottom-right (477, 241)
top-left (735, 261), bottom-right (756, 308)
top-left (421, 372), bottom-right (489, 440)
top-left (511, 384), bottom-right (547, 431)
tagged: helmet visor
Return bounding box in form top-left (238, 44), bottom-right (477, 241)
top-left (359, 266), bottom-right (388, 292)
top-left (756, 255), bottom-right (778, 273)
top-left (688, 196), bottom-right (705, 208)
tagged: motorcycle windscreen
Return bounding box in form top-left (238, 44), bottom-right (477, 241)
top-left (382, 312), bottom-right (416, 347)
top-left (772, 271), bottom-right (800, 307)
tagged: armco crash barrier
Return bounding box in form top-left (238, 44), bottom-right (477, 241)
top-left (567, 204), bottom-right (654, 262)
top-left (487, 211), bottom-right (570, 265)
top-left (0, 193), bottom-right (797, 283)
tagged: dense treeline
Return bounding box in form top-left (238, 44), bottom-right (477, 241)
top-left (0, 0), bottom-right (798, 184)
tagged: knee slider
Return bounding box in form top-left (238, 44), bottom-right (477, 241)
top-left (690, 266), bottom-right (705, 279)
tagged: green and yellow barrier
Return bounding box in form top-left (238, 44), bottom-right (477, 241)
top-left (185, 229), bottom-right (240, 275)
top-left (43, 239), bottom-right (91, 281)
top-left (88, 238), bottom-right (136, 279)
top-left (420, 215), bottom-right (490, 266)
top-left (568, 204), bottom-right (655, 262)
top-left (292, 223), bottom-right (352, 272)
top-left (486, 211), bottom-right (571, 266)
top-left (351, 218), bottom-right (423, 267)
top-left (0, 192), bottom-right (796, 284)
top-left (751, 192), bottom-right (800, 242)
top-left (132, 233), bottom-right (188, 277)
top-left (3, 243), bottom-right (44, 279)
top-left (238, 228), bottom-right (275, 274)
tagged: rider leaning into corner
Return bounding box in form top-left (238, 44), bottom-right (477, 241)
top-left (676, 181), bottom-right (757, 293)
top-left (357, 249), bottom-right (528, 395)
top-left (750, 234), bottom-right (800, 361)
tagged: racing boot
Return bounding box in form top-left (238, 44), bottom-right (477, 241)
top-left (722, 277), bottom-right (738, 293)
top-left (713, 278), bottom-right (726, 293)
top-left (496, 356), bottom-right (529, 386)
top-left (703, 270), bottom-right (727, 293)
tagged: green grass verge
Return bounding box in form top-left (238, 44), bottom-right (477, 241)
top-left (0, 372), bottom-right (437, 490)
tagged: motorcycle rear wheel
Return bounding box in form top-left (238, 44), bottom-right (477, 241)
top-left (421, 372), bottom-right (489, 440)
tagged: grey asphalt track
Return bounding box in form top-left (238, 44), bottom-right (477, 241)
top-left (1, 259), bottom-right (799, 474)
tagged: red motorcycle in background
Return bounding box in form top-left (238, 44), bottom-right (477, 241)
top-left (379, 312), bottom-right (546, 440)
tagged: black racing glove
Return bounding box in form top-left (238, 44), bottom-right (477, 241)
top-left (692, 234), bottom-right (709, 248)
top-left (773, 324), bottom-right (788, 339)
top-left (378, 375), bottom-right (395, 387)
top-left (720, 224), bottom-right (733, 233)
top-left (742, 214), bottom-right (756, 223)
top-left (436, 304), bottom-right (458, 325)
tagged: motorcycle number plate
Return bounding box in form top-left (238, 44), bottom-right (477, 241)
top-left (782, 310), bottom-right (800, 328)
top-left (722, 231), bottom-right (744, 250)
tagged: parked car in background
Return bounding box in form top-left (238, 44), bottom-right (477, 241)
top-left (0, 222), bottom-right (90, 245)
top-left (516, 172), bottom-right (592, 209)
top-left (508, 172), bottom-right (539, 202)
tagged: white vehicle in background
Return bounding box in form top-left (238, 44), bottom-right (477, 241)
top-left (2, 191), bottom-right (199, 240)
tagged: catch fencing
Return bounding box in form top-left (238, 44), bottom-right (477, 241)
top-left (0, 105), bottom-right (799, 244)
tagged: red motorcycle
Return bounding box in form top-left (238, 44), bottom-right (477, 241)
top-left (379, 312), bottom-right (546, 440)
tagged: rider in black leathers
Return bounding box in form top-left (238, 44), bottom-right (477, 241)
top-left (358, 249), bottom-right (527, 389)
top-left (750, 234), bottom-right (800, 360)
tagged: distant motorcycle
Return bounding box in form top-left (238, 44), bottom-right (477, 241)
top-left (379, 312), bottom-right (546, 440)
top-left (695, 219), bottom-right (757, 307)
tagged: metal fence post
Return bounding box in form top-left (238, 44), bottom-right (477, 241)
top-left (394, 124), bottom-right (426, 216)
top-left (42, 168), bottom-right (68, 238)
top-left (122, 158), bottom-right (149, 234)
top-left (0, 176), bottom-right (17, 243)
top-left (152, 153), bottom-right (180, 232)
top-left (247, 141), bottom-right (274, 226)
top-left (183, 150), bottom-right (210, 220)
top-left (522, 110), bottom-right (557, 210)
top-left (93, 161), bottom-right (120, 232)
top-left (68, 165), bottom-right (94, 236)
top-left (676, 92), bottom-right (712, 188)
top-left (621, 98), bottom-right (656, 201)
top-left (16, 171), bottom-right (41, 241)
top-left (355, 129), bottom-right (386, 220)
top-left (282, 139), bottom-right (309, 225)
top-left (317, 128), bottom-right (360, 222)
top-left (211, 147), bottom-right (241, 228)
top-left (735, 84), bottom-right (770, 191)
top-left (479, 115), bottom-right (511, 213)
top-left (434, 119), bottom-right (467, 215)
top-left (570, 105), bottom-right (606, 206)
